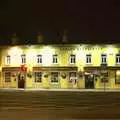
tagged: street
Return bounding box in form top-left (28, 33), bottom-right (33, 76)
top-left (0, 90), bottom-right (120, 120)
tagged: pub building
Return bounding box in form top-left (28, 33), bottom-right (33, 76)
top-left (0, 34), bottom-right (120, 89)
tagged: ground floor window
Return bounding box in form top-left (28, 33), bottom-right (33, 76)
top-left (115, 70), bottom-right (120, 84)
top-left (5, 72), bottom-right (11, 82)
top-left (100, 71), bottom-right (109, 83)
top-left (51, 72), bottom-right (59, 83)
top-left (35, 72), bottom-right (42, 82)
top-left (69, 72), bottom-right (77, 83)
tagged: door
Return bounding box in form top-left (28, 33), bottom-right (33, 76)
top-left (85, 74), bottom-right (94, 89)
top-left (18, 73), bottom-right (25, 88)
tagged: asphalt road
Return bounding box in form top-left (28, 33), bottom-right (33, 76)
top-left (0, 90), bottom-right (120, 120)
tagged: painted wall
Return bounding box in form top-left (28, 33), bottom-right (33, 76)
top-left (0, 44), bottom-right (120, 89)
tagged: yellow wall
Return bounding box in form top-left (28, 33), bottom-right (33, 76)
top-left (1, 44), bottom-right (120, 89)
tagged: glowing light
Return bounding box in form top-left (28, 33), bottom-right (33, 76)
top-left (41, 46), bottom-right (55, 65)
top-left (116, 70), bottom-right (120, 75)
top-left (8, 47), bottom-right (23, 56)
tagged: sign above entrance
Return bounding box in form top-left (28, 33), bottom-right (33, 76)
top-left (20, 65), bottom-right (27, 72)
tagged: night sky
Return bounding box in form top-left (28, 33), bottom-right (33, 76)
top-left (0, 0), bottom-right (120, 44)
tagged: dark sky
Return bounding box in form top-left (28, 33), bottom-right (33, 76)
top-left (0, 0), bottom-right (120, 44)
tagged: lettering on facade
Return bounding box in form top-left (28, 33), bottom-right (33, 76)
top-left (59, 47), bottom-right (102, 51)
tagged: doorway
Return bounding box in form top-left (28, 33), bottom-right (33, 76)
top-left (18, 73), bottom-right (25, 88)
top-left (85, 74), bottom-right (94, 89)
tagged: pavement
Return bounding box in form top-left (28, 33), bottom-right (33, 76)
top-left (1, 88), bottom-right (120, 92)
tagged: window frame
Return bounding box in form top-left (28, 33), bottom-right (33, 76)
top-left (116, 54), bottom-right (120, 64)
top-left (70, 54), bottom-right (76, 64)
top-left (37, 55), bottom-right (42, 64)
top-left (4, 72), bottom-right (11, 82)
top-left (86, 54), bottom-right (92, 64)
top-left (52, 54), bottom-right (58, 64)
top-left (34, 72), bottom-right (42, 83)
top-left (101, 54), bottom-right (107, 64)
top-left (51, 72), bottom-right (59, 83)
top-left (21, 54), bottom-right (26, 64)
top-left (5, 55), bottom-right (11, 65)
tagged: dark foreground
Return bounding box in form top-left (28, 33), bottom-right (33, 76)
top-left (0, 90), bottom-right (120, 120)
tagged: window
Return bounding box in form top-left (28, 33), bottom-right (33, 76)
top-left (101, 54), bottom-right (107, 64)
top-left (70, 54), bottom-right (76, 64)
top-left (37, 55), bottom-right (42, 64)
top-left (51, 72), bottom-right (59, 83)
top-left (21, 54), bottom-right (26, 64)
top-left (5, 72), bottom-right (11, 82)
top-left (5, 55), bottom-right (11, 65)
top-left (86, 54), bottom-right (91, 64)
top-left (116, 54), bottom-right (120, 64)
top-left (100, 71), bottom-right (108, 83)
top-left (52, 55), bottom-right (58, 63)
top-left (115, 70), bottom-right (120, 84)
top-left (69, 72), bottom-right (77, 82)
top-left (35, 72), bottom-right (42, 82)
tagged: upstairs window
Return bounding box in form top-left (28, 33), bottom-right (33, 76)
top-left (116, 54), bottom-right (120, 64)
top-left (70, 54), bottom-right (76, 64)
top-left (86, 54), bottom-right (91, 64)
top-left (101, 54), bottom-right (107, 64)
top-left (5, 55), bottom-right (11, 65)
top-left (52, 54), bottom-right (58, 63)
top-left (37, 55), bottom-right (42, 64)
top-left (21, 54), bottom-right (26, 64)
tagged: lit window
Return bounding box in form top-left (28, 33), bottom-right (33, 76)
top-left (116, 70), bottom-right (120, 84)
top-left (51, 72), bottom-right (59, 83)
top-left (52, 55), bottom-right (58, 63)
top-left (101, 71), bottom-right (108, 83)
top-left (5, 72), bottom-right (11, 82)
top-left (37, 55), bottom-right (42, 64)
top-left (86, 54), bottom-right (91, 64)
top-left (35, 72), bottom-right (42, 82)
top-left (5, 55), bottom-right (11, 65)
top-left (116, 54), bottom-right (120, 64)
top-left (21, 54), bottom-right (26, 64)
top-left (69, 72), bottom-right (77, 82)
top-left (101, 54), bottom-right (107, 64)
top-left (70, 54), bottom-right (76, 64)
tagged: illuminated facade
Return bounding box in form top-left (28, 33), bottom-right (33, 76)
top-left (0, 44), bottom-right (120, 89)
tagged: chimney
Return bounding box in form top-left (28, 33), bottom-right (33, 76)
top-left (37, 32), bottom-right (44, 43)
top-left (11, 33), bottom-right (19, 45)
top-left (62, 30), bottom-right (68, 43)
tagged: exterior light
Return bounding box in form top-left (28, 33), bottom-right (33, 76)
top-left (116, 70), bottom-right (120, 75)
top-left (8, 47), bottom-right (23, 56)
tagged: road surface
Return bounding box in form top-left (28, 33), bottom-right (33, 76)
top-left (0, 90), bottom-right (120, 120)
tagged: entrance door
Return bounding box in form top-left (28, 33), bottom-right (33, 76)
top-left (18, 73), bottom-right (25, 88)
top-left (85, 74), bottom-right (94, 89)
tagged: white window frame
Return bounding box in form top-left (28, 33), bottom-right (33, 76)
top-left (86, 54), bottom-right (92, 64)
top-left (34, 72), bottom-right (42, 82)
top-left (70, 54), bottom-right (76, 64)
top-left (5, 55), bottom-right (11, 65)
top-left (52, 54), bottom-right (58, 64)
top-left (116, 54), bottom-right (120, 64)
top-left (37, 55), bottom-right (42, 64)
top-left (21, 54), bottom-right (26, 64)
top-left (69, 72), bottom-right (77, 82)
top-left (51, 72), bottom-right (59, 83)
top-left (101, 54), bottom-right (107, 64)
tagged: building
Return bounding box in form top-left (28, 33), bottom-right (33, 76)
top-left (0, 44), bottom-right (120, 89)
